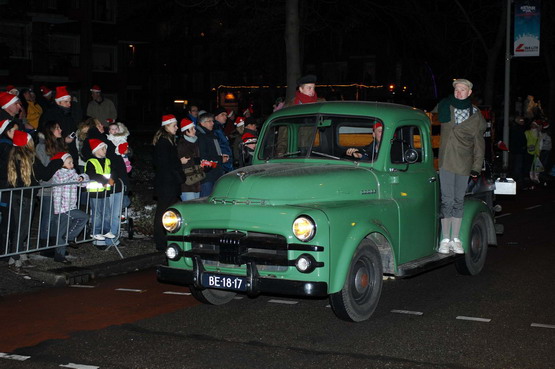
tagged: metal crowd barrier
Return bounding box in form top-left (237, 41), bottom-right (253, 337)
top-left (0, 179), bottom-right (126, 260)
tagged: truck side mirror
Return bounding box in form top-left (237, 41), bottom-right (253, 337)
top-left (404, 148), bottom-right (419, 164)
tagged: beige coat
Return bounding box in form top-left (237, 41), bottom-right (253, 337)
top-left (438, 106), bottom-right (487, 176)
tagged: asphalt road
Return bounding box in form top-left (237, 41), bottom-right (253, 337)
top-left (1, 187), bottom-right (554, 369)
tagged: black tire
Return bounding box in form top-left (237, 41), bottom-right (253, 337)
top-left (189, 287), bottom-right (237, 306)
top-left (329, 240), bottom-right (383, 322)
top-left (127, 218), bottom-right (134, 240)
top-left (455, 214), bottom-right (488, 275)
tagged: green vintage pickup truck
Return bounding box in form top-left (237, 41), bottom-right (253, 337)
top-left (156, 101), bottom-right (497, 322)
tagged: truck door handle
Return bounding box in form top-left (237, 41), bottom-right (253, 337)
top-left (429, 176), bottom-right (437, 183)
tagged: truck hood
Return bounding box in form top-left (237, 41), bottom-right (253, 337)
top-left (211, 163), bottom-right (379, 205)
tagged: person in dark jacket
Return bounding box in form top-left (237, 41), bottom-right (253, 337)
top-left (177, 118), bottom-right (201, 201)
top-left (196, 113), bottom-right (227, 197)
top-left (152, 114), bottom-right (187, 250)
top-left (509, 116), bottom-right (528, 185)
top-left (39, 86), bottom-right (78, 165)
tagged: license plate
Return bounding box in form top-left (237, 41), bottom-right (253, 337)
top-left (201, 273), bottom-right (247, 292)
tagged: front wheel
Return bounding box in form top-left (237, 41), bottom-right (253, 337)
top-left (189, 287), bottom-right (237, 305)
top-left (455, 214), bottom-right (488, 275)
top-left (329, 239), bottom-right (383, 322)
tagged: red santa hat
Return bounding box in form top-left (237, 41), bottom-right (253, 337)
top-left (6, 85), bottom-right (18, 95)
top-left (118, 142), bottom-right (128, 155)
top-left (242, 132), bottom-right (257, 145)
top-left (90, 85), bottom-right (102, 93)
top-left (51, 152), bottom-right (72, 162)
top-left (55, 86), bottom-right (71, 102)
top-left (162, 114), bottom-right (177, 126)
top-left (0, 119), bottom-right (12, 135)
top-left (234, 117), bottom-right (245, 127)
top-left (0, 91), bottom-right (20, 110)
top-left (89, 138), bottom-right (107, 153)
top-left (40, 86), bottom-right (53, 97)
top-left (12, 130), bottom-right (31, 147)
top-left (373, 122), bottom-right (383, 131)
top-left (180, 118), bottom-right (195, 132)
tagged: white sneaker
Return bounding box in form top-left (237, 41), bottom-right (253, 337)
top-left (451, 238), bottom-right (464, 254)
top-left (438, 238), bottom-right (451, 254)
top-left (103, 232), bottom-right (116, 239)
top-left (93, 234), bottom-right (106, 241)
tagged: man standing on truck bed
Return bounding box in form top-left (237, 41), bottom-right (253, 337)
top-left (435, 79), bottom-right (487, 254)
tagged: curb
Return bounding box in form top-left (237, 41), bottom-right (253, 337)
top-left (27, 252), bottom-right (166, 287)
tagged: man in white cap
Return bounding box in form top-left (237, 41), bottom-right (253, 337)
top-left (435, 78), bottom-right (486, 255)
top-left (86, 85), bottom-right (117, 128)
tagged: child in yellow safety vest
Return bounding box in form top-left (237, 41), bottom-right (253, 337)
top-left (85, 139), bottom-right (115, 243)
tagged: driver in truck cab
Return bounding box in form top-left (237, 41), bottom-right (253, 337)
top-left (434, 78), bottom-right (487, 255)
top-left (345, 122), bottom-right (383, 161)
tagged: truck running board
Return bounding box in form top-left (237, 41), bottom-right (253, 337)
top-left (397, 253), bottom-right (464, 277)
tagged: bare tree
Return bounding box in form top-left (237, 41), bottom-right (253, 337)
top-left (285, 0), bottom-right (301, 101)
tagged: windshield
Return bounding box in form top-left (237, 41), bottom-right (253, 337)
top-left (258, 115), bottom-right (383, 162)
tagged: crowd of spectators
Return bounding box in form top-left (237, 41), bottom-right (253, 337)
top-left (0, 84), bottom-right (130, 273)
top-left (1, 82), bottom-right (263, 272)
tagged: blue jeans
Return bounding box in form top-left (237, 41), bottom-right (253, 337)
top-left (109, 191), bottom-right (123, 235)
top-left (200, 182), bottom-right (215, 197)
top-left (180, 192), bottom-right (200, 201)
top-left (39, 195), bottom-right (56, 242)
top-left (54, 209), bottom-right (89, 259)
top-left (89, 196), bottom-right (111, 236)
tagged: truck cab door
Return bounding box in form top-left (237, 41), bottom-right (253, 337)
top-left (388, 123), bottom-right (438, 264)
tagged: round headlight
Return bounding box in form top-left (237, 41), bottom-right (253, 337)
top-left (292, 215), bottom-right (315, 242)
top-left (162, 209), bottom-right (182, 233)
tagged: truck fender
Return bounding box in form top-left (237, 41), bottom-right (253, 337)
top-left (461, 198), bottom-right (497, 247)
top-left (327, 221), bottom-right (394, 294)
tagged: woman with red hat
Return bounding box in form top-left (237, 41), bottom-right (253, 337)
top-left (0, 119), bottom-right (19, 254)
top-left (152, 114), bottom-right (188, 250)
top-left (177, 118), bottom-right (201, 201)
top-left (5, 130), bottom-right (63, 273)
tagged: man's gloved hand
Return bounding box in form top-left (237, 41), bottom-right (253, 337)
top-left (470, 170), bottom-right (480, 178)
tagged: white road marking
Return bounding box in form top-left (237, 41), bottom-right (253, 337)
top-left (456, 316), bottom-right (491, 322)
top-left (531, 323), bottom-right (555, 329)
top-left (70, 285), bottom-right (95, 288)
top-left (0, 353), bottom-right (30, 361)
top-left (163, 291), bottom-right (191, 295)
top-left (115, 288), bottom-right (144, 293)
top-left (268, 299), bottom-right (298, 305)
top-left (525, 205), bottom-right (542, 210)
top-left (60, 363), bottom-right (99, 369)
top-left (391, 309), bottom-right (423, 316)
top-left (495, 213), bottom-right (511, 218)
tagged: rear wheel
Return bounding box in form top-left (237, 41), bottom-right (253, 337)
top-left (329, 240), bottom-right (383, 322)
top-left (189, 287), bottom-right (237, 305)
top-left (455, 214), bottom-right (488, 275)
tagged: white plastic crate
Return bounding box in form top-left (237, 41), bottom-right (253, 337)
top-left (494, 178), bottom-right (517, 195)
